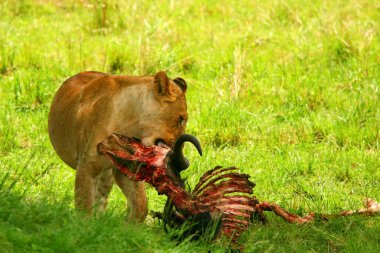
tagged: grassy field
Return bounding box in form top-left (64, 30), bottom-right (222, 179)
top-left (0, 0), bottom-right (379, 252)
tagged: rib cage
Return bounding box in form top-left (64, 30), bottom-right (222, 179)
top-left (188, 166), bottom-right (259, 240)
top-left (98, 134), bottom-right (380, 247)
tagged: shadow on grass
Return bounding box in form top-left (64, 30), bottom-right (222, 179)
top-left (1, 164), bottom-right (378, 253)
top-left (0, 170), bottom-right (231, 253)
top-left (0, 165), bottom-right (185, 253)
top-left (0, 188), bottom-right (172, 253)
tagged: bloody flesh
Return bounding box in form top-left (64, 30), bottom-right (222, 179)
top-left (98, 134), bottom-right (380, 244)
top-left (98, 135), bottom-right (259, 241)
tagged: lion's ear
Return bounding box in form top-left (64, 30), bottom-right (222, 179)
top-left (154, 71), bottom-right (170, 96)
top-left (173, 77), bottom-right (187, 93)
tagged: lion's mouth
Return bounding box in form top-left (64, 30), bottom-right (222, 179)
top-left (97, 133), bottom-right (171, 179)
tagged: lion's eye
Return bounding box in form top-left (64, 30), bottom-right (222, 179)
top-left (179, 116), bottom-right (186, 127)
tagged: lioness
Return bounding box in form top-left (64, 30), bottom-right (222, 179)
top-left (48, 71), bottom-right (188, 221)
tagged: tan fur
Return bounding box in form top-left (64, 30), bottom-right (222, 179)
top-left (48, 71), bottom-right (188, 221)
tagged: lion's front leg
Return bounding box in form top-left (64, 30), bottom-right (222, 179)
top-left (94, 168), bottom-right (114, 212)
top-left (113, 168), bottom-right (148, 222)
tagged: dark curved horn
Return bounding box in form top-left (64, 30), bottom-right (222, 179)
top-left (171, 134), bottom-right (202, 172)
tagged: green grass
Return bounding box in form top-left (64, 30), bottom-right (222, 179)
top-left (0, 0), bottom-right (379, 252)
